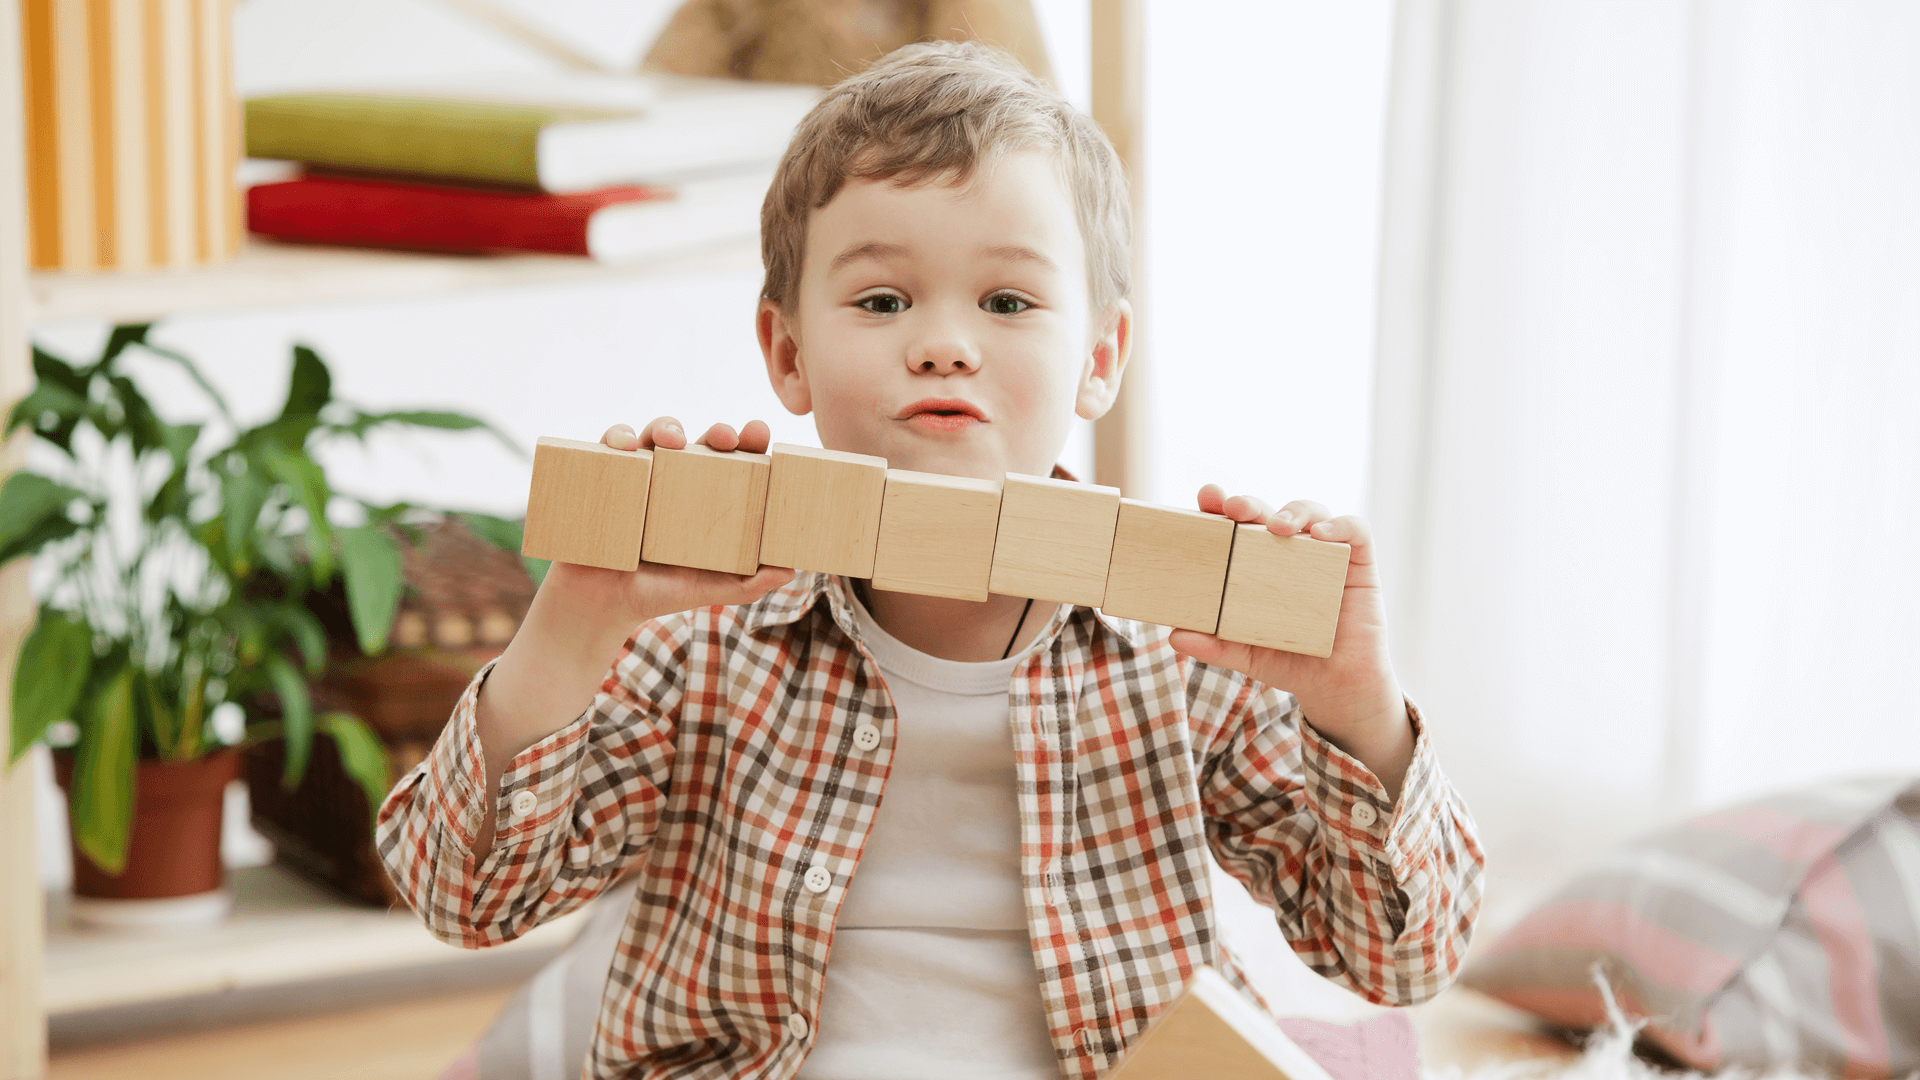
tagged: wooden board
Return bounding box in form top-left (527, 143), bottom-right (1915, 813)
top-left (1, 0), bottom-right (49, 1071)
top-left (1105, 966), bottom-right (1334, 1080)
top-left (870, 469), bottom-right (1002, 602)
top-left (639, 444), bottom-right (771, 575)
top-left (1100, 499), bottom-right (1235, 633)
top-left (520, 437), bottom-right (652, 572)
top-left (758, 443), bottom-right (886, 578)
top-left (1214, 527), bottom-right (1350, 658)
top-left (988, 473), bottom-right (1121, 608)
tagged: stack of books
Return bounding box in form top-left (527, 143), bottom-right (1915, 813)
top-left (241, 73), bottom-right (818, 261)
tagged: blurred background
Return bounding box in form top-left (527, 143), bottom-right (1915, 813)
top-left (10, 0), bottom-right (1920, 1076)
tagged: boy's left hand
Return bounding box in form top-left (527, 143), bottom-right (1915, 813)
top-left (1168, 486), bottom-right (1415, 798)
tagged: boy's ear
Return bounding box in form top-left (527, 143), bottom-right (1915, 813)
top-left (758, 298), bottom-right (813, 416)
top-left (1075, 299), bottom-right (1133, 421)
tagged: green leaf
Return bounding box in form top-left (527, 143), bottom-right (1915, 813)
top-left (343, 408), bottom-right (519, 451)
top-left (31, 344), bottom-right (87, 396)
top-left (93, 323), bottom-right (152, 372)
top-left (353, 409), bottom-right (488, 434)
top-left (338, 526), bottom-right (403, 656)
top-left (262, 446), bottom-right (332, 582)
top-left (459, 512), bottom-right (549, 586)
top-left (145, 463), bottom-right (191, 524)
top-left (160, 421), bottom-right (202, 463)
top-left (141, 669), bottom-right (186, 761)
top-left (6, 381), bottom-right (88, 449)
top-left (522, 556), bottom-right (550, 588)
top-left (455, 512), bottom-right (523, 552)
top-left (69, 664), bottom-right (139, 876)
top-left (10, 613), bottom-right (93, 765)
top-left (279, 345), bottom-right (331, 421)
top-left (318, 712), bottom-right (389, 821)
top-left (107, 374), bottom-right (167, 454)
top-left (0, 473), bottom-right (87, 566)
top-left (220, 466), bottom-right (270, 577)
top-left (265, 653), bottom-right (314, 787)
top-left (273, 602), bottom-right (330, 675)
top-left (136, 340), bottom-right (234, 423)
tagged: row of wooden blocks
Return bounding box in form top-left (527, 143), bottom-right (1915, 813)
top-left (521, 438), bottom-right (1351, 656)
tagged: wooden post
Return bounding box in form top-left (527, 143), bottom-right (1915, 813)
top-left (1090, 0), bottom-right (1146, 497)
top-left (1, 0), bottom-right (48, 1070)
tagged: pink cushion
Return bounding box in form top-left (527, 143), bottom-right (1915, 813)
top-left (1463, 777), bottom-right (1920, 1076)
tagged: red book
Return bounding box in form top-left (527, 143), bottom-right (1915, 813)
top-left (246, 173), bottom-right (670, 256)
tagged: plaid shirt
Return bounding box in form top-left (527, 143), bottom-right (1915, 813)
top-left (377, 572), bottom-right (1484, 1080)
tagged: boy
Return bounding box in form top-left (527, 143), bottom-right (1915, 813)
top-left (378, 41), bottom-right (1483, 1080)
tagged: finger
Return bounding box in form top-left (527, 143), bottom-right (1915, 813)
top-left (736, 420), bottom-right (773, 454)
top-left (1270, 499), bottom-right (1330, 536)
top-left (636, 417), bottom-right (686, 450)
top-left (1167, 629), bottom-right (1260, 672)
top-left (734, 564), bottom-right (795, 598)
top-left (1220, 493), bottom-right (1274, 524)
top-left (601, 423), bottom-right (640, 451)
top-left (1307, 513), bottom-right (1373, 553)
top-left (700, 422), bottom-right (740, 451)
top-left (1196, 484), bottom-right (1228, 515)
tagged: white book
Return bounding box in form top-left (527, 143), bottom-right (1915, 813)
top-left (586, 170), bottom-right (774, 263)
top-left (541, 76), bottom-right (818, 191)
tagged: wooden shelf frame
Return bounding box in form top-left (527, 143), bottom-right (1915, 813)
top-left (44, 865), bottom-right (585, 1023)
top-left (0, 7), bottom-right (1150, 1076)
top-left (3, 0), bottom-right (46, 1072)
top-left (26, 234), bottom-right (762, 326)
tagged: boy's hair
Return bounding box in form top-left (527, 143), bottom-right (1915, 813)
top-left (760, 40), bottom-right (1130, 317)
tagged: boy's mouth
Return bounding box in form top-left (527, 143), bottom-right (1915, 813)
top-left (898, 398), bottom-right (988, 432)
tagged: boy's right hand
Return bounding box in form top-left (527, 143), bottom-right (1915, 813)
top-left (536, 416), bottom-right (794, 630)
top-left (473, 417), bottom-right (791, 853)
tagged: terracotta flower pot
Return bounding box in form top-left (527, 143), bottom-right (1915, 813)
top-left (53, 747), bottom-right (240, 927)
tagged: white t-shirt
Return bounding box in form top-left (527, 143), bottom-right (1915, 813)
top-left (793, 595), bottom-right (1059, 1080)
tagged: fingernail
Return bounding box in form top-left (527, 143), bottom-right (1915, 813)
top-left (1275, 512), bottom-right (1293, 526)
top-left (665, 424), bottom-right (682, 437)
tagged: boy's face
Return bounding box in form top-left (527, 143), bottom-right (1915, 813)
top-left (758, 150), bottom-right (1129, 482)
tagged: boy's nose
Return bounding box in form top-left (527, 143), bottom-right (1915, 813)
top-left (906, 336), bottom-right (980, 376)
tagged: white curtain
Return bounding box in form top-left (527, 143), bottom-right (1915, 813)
top-left (1371, 0), bottom-right (1920, 910)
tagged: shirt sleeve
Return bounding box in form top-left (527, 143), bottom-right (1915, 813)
top-left (374, 617), bottom-right (689, 949)
top-left (1193, 668), bottom-right (1486, 1005)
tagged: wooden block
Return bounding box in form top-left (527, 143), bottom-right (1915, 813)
top-left (987, 473), bottom-right (1121, 607)
top-left (520, 437), bottom-right (652, 572)
top-left (870, 469), bottom-right (1002, 602)
top-left (1214, 527), bottom-right (1350, 658)
top-left (640, 444), bottom-right (772, 575)
top-left (1100, 500), bottom-right (1236, 633)
top-left (1107, 966), bottom-right (1335, 1080)
top-left (758, 443), bottom-right (887, 577)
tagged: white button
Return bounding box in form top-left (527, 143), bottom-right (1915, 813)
top-left (852, 724), bottom-right (881, 752)
top-left (509, 790), bottom-right (539, 818)
top-left (1351, 802), bottom-right (1378, 828)
top-left (803, 866), bottom-right (833, 893)
top-left (787, 1013), bottom-right (810, 1040)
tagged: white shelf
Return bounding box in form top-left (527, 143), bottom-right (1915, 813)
top-left (44, 864), bottom-right (588, 1016)
top-left (27, 235), bottom-right (763, 325)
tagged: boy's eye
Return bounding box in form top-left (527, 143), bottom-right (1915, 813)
top-left (984, 293), bottom-right (1031, 316)
top-left (858, 294), bottom-right (907, 315)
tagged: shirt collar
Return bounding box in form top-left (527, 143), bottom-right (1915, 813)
top-left (739, 572), bottom-right (1157, 653)
top-left (736, 460), bottom-right (1157, 651)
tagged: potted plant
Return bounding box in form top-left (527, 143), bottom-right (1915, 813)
top-left (2, 324), bottom-right (523, 926)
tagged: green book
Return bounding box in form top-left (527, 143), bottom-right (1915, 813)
top-left (245, 94), bottom-right (632, 191)
top-left (245, 78), bottom-right (820, 193)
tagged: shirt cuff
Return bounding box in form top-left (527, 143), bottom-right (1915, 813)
top-left (1296, 697), bottom-right (1442, 885)
top-left (422, 658), bottom-right (596, 856)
